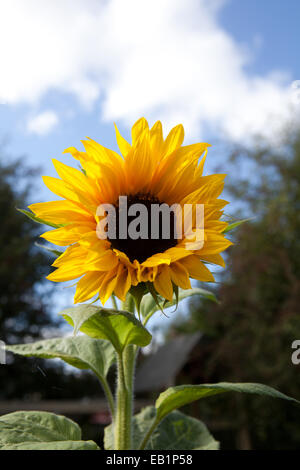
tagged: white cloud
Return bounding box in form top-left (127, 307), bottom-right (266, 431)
top-left (27, 111), bottom-right (59, 135)
top-left (0, 0), bottom-right (298, 141)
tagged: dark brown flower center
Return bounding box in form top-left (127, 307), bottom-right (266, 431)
top-left (108, 194), bottom-right (178, 263)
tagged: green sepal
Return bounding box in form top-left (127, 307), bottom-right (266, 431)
top-left (35, 242), bottom-right (63, 257)
top-left (223, 217), bottom-right (253, 233)
top-left (17, 208), bottom-right (63, 229)
top-left (129, 284), bottom-right (148, 318)
top-left (146, 282), bottom-right (166, 316)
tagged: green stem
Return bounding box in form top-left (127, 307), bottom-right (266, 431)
top-left (111, 294), bottom-right (118, 310)
top-left (122, 294), bottom-right (135, 314)
top-left (123, 344), bottom-right (136, 391)
top-left (138, 418), bottom-right (159, 450)
top-left (143, 310), bottom-right (155, 327)
top-left (115, 352), bottom-right (132, 450)
top-left (113, 293), bottom-right (138, 450)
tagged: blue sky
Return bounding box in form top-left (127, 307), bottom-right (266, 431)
top-left (0, 0), bottom-right (299, 207)
top-left (221, 0), bottom-right (300, 76)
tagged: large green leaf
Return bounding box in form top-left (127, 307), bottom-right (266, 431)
top-left (0, 441), bottom-right (99, 450)
top-left (60, 305), bottom-right (152, 353)
top-left (17, 208), bottom-right (62, 229)
top-left (0, 411), bottom-right (99, 450)
top-left (140, 287), bottom-right (218, 319)
top-left (146, 410), bottom-right (219, 450)
top-left (104, 407), bottom-right (219, 450)
top-left (155, 382), bottom-right (300, 421)
top-left (6, 336), bottom-right (116, 382)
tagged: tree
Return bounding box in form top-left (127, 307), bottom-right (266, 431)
top-left (171, 131), bottom-right (300, 449)
top-left (0, 153), bottom-right (99, 400)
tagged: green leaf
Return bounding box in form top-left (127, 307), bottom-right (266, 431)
top-left (155, 382), bottom-right (300, 422)
top-left (17, 208), bottom-right (62, 229)
top-left (6, 336), bottom-right (116, 382)
top-left (0, 411), bottom-right (99, 450)
top-left (0, 440), bottom-right (99, 450)
top-left (60, 305), bottom-right (152, 353)
top-left (146, 410), bottom-right (219, 450)
top-left (104, 407), bottom-right (219, 450)
top-left (141, 287), bottom-right (218, 319)
top-left (223, 218), bottom-right (253, 233)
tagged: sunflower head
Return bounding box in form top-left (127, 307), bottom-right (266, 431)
top-left (29, 118), bottom-right (232, 307)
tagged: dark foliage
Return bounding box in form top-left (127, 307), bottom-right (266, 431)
top-left (0, 154), bottom-right (100, 400)
top-left (171, 132), bottom-right (300, 449)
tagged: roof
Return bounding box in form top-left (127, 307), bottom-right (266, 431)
top-left (135, 332), bottom-right (202, 393)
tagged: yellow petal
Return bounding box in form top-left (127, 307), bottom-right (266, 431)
top-left (42, 176), bottom-right (97, 212)
top-left (114, 265), bottom-right (131, 301)
top-left (125, 129), bottom-right (152, 193)
top-left (151, 143), bottom-right (209, 197)
top-left (150, 120), bottom-right (164, 157)
top-left (131, 117), bottom-right (149, 145)
top-left (99, 268), bottom-right (119, 305)
top-left (162, 124), bottom-right (184, 157)
top-left (164, 247), bottom-right (193, 262)
top-left (114, 123), bottom-right (131, 157)
top-left (200, 253), bottom-right (226, 268)
top-left (142, 253), bottom-right (171, 268)
top-left (41, 224), bottom-right (93, 246)
top-left (47, 262), bottom-right (86, 282)
top-left (52, 244), bottom-right (85, 267)
top-left (205, 220), bottom-right (228, 233)
top-left (82, 138), bottom-right (124, 168)
top-left (52, 159), bottom-right (100, 206)
top-left (74, 271), bottom-right (104, 303)
top-left (181, 255), bottom-right (215, 282)
top-left (169, 262), bottom-right (191, 289)
top-left (140, 266), bottom-right (158, 282)
top-left (79, 231), bottom-right (110, 250)
top-left (29, 200), bottom-right (94, 225)
top-left (63, 146), bottom-right (86, 161)
top-left (194, 150), bottom-right (208, 179)
top-left (85, 250), bottom-right (119, 271)
top-left (113, 249), bottom-right (136, 269)
top-left (180, 174), bottom-right (226, 205)
top-left (196, 231), bottom-right (233, 255)
top-left (153, 265), bottom-right (173, 301)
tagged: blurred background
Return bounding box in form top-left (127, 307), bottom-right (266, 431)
top-left (0, 0), bottom-right (299, 450)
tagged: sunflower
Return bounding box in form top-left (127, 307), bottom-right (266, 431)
top-left (29, 118), bottom-right (232, 305)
